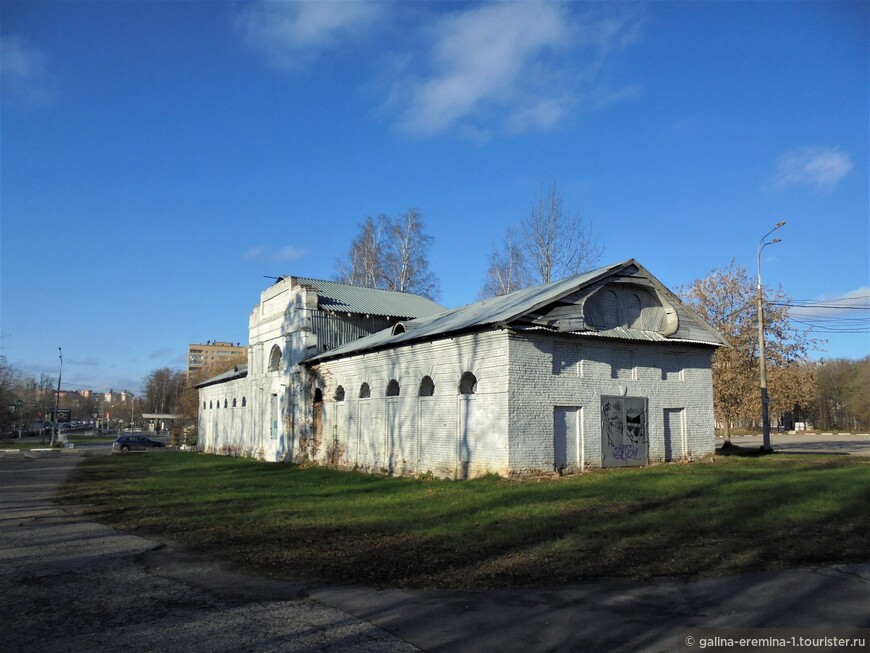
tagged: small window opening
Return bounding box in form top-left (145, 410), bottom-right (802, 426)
top-left (335, 385), bottom-right (345, 402)
top-left (268, 345), bottom-right (282, 372)
top-left (386, 379), bottom-right (400, 397)
top-left (459, 371), bottom-right (477, 395)
top-left (314, 388), bottom-right (323, 403)
top-left (232, 398), bottom-right (237, 408)
top-left (419, 376), bottom-right (435, 397)
top-left (241, 396), bottom-right (247, 407)
top-left (359, 382), bottom-right (371, 399)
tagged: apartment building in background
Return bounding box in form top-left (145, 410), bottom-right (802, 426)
top-left (187, 341), bottom-right (247, 378)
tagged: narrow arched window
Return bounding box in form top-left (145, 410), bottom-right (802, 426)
top-left (335, 385), bottom-right (345, 402)
top-left (359, 382), bottom-right (370, 399)
top-left (232, 398), bottom-right (237, 408)
top-left (386, 379), bottom-right (400, 397)
top-left (209, 400), bottom-right (213, 409)
top-left (419, 376), bottom-right (435, 397)
top-left (626, 293), bottom-right (643, 328)
top-left (223, 399), bottom-right (228, 408)
top-left (314, 388), bottom-right (323, 403)
top-left (268, 344), bottom-right (282, 372)
top-left (459, 371), bottom-right (477, 395)
top-left (241, 396), bottom-right (247, 407)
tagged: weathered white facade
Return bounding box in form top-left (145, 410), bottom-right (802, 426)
top-left (198, 260), bottom-right (726, 478)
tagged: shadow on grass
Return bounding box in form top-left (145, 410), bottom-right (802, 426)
top-left (59, 452), bottom-right (870, 589)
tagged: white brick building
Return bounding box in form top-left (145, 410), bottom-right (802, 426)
top-left (197, 260), bottom-right (727, 478)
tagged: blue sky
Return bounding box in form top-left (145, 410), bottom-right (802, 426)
top-left (2, 1), bottom-right (868, 395)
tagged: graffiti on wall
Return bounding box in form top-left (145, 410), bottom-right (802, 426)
top-left (601, 396), bottom-right (648, 467)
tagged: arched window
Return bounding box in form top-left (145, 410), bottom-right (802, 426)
top-left (209, 400), bottom-right (213, 409)
top-left (232, 398), bottom-right (237, 408)
top-left (392, 323), bottom-right (406, 335)
top-left (241, 396), bottom-right (247, 407)
top-left (386, 379), bottom-right (400, 397)
top-left (335, 385), bottom-right (345, 402)
top-left (268, 344), bottom-right (282, 372)
top-left (216, 400), bottom-right (220, 409)
top-left (359, 382), bottom-right (371, 399)
top-left (223, 399), bottom-right (228, 408)
top-left (419, 376), bottom-right (435, 397)
top-left (314, 388), bottom-right (323, 403)
top-left (626, 293), bottom-right (643, 328)
top-left (459, 371), bottom-right (477, 395)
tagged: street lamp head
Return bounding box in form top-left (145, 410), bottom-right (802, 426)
top-left (774, 221), bottom-right (786, 229)
top-left (770, 238), bottom-right (781, 244)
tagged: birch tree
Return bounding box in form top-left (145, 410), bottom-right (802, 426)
top-left (522, 181), bottom-right (603, 285)
top-left (480, 182), bottom-right (603, 297)
top-left (479, 228), bottom-right (529, 299)
top-left (336, 209), bottom-right (440, 300)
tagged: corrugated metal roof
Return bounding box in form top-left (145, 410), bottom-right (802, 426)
top-left (194, 364), bottom-right (248, 389)
top-left (293, 277), bottom-right (445, 318)
top-left (306, 260), bottom-right (631, 363)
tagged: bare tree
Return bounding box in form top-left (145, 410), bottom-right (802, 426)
top-left (336, 215), bottom-right (388, 289)
top-left (142, 368), bottom-right (186, 414)
top-left (480, 181), bottom-right (603, 297)
top-left (383, 209), bottom-right (440, 299)
top-left (479, 228), bottom-right (529, 299)
top-left (522, 181), bottom-right (603, 285)
top-left (337, 209), bottom-right (440, 300)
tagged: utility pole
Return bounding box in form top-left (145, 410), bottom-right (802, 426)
top-left (757, 221), bottom-right (785, 453)
top-left (51, 347), bottom-right (62, 447)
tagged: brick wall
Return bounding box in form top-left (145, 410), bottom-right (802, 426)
top-left (312, 330), bottom-right (511, 478)
top-left (507, 331), bottom-right (716, 473)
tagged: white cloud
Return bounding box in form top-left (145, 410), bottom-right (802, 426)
top-left (772, 147), bottom-right (854, 191)
top-left (394, 2), bottom-right (642, 138)
top-left (235, 2), bottom-right (642, 139)
top-left (236, 0), bottom-right (383, 69)
top-left (244, 245), bottom-right (308, 262)
top-left (0, 35), bottom-right (55, 106)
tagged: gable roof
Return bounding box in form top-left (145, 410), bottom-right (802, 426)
top-left (291, 277), bottom-right (445, 319)
top-left (306, 259), bottom-right (728, 365)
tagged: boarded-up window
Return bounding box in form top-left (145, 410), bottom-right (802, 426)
top-left (663, 407), bottom-right (687, 461)
top-left (626, 293), bottom-right (643, 328)
top-left (554, 406), bottom-right (582, 473)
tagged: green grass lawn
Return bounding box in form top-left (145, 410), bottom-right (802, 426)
top-left (58, 453), bottom-right (869, 589)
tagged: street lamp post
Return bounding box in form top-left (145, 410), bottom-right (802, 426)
top-left (51, 347), bottom-right (63, 448)
top-left (757, 221), bottom-right (786, 452)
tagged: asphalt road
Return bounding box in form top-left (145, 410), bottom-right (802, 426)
top-left (720, 432), bottom-right (870, 456)
top-left (2, 450), bottom-right (868, 652)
